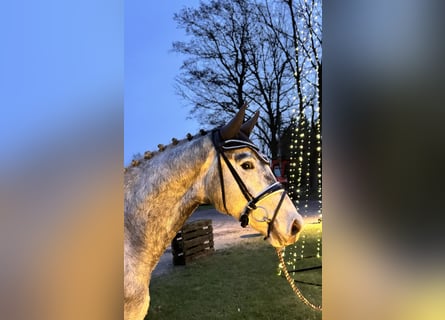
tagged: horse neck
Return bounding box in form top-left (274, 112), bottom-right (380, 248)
top-left (124, 135), bottom-right (215, 270)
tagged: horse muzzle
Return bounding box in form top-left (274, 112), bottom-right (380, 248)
top-left (267, 214), bottom-right (304, 248)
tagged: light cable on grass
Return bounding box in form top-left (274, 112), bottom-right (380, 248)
top-left (276, 247), bottom-right (322, 311)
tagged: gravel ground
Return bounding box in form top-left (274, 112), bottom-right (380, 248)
top-left (152, 208), bottom-right (259, 277)
top-left (152, 205), bottom-right (320, 277)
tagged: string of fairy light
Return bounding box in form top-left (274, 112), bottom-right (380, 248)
top-left (278, 108), bottom-right (322, 276)
top-left (277, 106), bottom-right (322, 271)
top-left (278, 0), bottom-right (322, 278)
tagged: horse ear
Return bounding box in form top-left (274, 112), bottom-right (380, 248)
top-left (240, 110), bottom-right (259, 137)
top-left (219, 103), bottom-right (247, 140)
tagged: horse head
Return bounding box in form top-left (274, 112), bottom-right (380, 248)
top-left (207, 104), bottom-right (304, 248)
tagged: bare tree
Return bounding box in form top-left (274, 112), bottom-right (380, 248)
top-left (243, 1), bottom-right (297, 158)
top-left (172, 0), bottom-right (321, 159)
top-left (173, 0), bottom-right (253, 124)
top-left (284, 0), bottom-right (322, 122)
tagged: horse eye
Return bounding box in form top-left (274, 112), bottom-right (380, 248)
top-left (241, 161), bottom-right (254, 170)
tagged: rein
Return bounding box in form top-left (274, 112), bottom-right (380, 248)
top-left (276, 247), bottom-right (322, 311)
top-left (212, 130), bottom-right (285, 239)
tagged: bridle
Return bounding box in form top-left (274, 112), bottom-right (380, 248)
top-left (212, 130), bottom-right (287, 240)
top-left (212, 129), bottom-right (322, 311)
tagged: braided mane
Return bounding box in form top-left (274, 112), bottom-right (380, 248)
top-left (125, 129), bottom-right (208, 171)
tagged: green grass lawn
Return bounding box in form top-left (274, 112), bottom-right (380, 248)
top-left (146, 223), bottom-right (322, 320)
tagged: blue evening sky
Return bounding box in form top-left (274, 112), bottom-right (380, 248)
top-left (125, 1), bottom-right (201, 165)
top-left (1, 1), bottom-right (122, 168)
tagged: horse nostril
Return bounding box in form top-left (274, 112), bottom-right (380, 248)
top-left (291, 219), bottom-right (300, 235)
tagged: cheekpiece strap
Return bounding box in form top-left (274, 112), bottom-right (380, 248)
top-left (211, 129), bottom-right (286, 232)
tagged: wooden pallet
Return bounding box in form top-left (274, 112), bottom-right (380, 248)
top-left (171, 219), bottom-right (214, 265)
